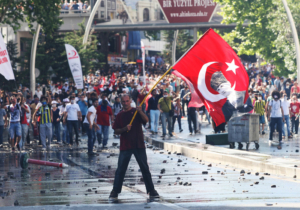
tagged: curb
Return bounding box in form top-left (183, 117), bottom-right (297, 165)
top-left (144, 134), bottom-right (300, 178)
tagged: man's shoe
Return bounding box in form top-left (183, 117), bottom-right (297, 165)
top-left (151, 131), bottom-right (155, 135)
top-left (262, 131), bottom-right (265, 135)
top-left (109, 190), bottom-right (118, 199)
top-left (87, 152), bottom-right (97, 156)
top-left (179, 129), bottom-right (183, 133)
top-left (169, 133), bottom-right (173, 137)
top-left (282, 136), bottom-right (285, 139)
top-left (288, 135), bottom-right (293, 139)
top-left (102, 146), bottom-right (108, 150)
top-left (160, 135), bottom-right (165, 138)
top-left (0, 144), bottom-right (3, 148)
top-left (149, 190), bottom-right (160, 198)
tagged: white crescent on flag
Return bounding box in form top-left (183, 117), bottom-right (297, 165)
top-left (65, 44), bottom-right (83, 89)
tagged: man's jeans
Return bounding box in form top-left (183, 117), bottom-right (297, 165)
top-left (19, 124), bottom-right (29, 149)
top-left (188, 112), bottom-right (197, 133)
top-left (84, 123), bottom-right (95, 153)
top-left (269, 117), bottom-right (283, 141)
top-left (161, 112), bottom-right (172, 136)
top-left (282, 115), bottom-right (291, 137)
top-left (40, 123), bottom-right (52, 148)
top-left (52, 123), bottom-right (61, 142)
top-left (0, 125), bottom-right (3, 145)
top-left (113, 149), bottom-right (155, 194)
top-left (67, 120), bottom-right (79, 145)
top-left (96, 124), bottom-right (109, 147)
top-left (181, 100), bottom-right (189, 116)
top-left (62, 123), bottom-right (69, 143)
top-left (291, 116), bottom-right (299, 134)
top-left (150, 110), bottom-right (160, 133)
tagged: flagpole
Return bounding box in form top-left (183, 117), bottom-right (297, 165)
top-left (127, 65), bottom-right (173, 129)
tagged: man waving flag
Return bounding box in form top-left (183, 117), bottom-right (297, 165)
top-left (172, 29), bottom-right (252, 126)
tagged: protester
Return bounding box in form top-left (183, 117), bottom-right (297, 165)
top-left (157, 91), bottom-right (173, 138)
top-left (109, 94), bottom-right (159, 200)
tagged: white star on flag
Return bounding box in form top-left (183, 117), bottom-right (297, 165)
top-left (226, 59), bottom-right (239, 74)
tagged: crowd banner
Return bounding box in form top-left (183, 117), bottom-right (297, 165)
top-left (65, 44), bottom-right (83, 89)
top-left (0, 32), bottom-right (15, 80)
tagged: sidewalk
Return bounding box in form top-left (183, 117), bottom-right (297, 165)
top-left (144, 117), bottom-right (300, 178)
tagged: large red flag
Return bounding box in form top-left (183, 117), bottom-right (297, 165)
top-left (172, 70), bottom-right (204, 108)
top-left (109, 73), bottom-right (116, 87)
top-left (173, 29), bottom-right (252, 126)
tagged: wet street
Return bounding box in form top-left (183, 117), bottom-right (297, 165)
top-left (1, 126), bottom-right (300, 209)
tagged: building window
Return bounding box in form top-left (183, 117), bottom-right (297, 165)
top-left (101, 1), bottom-right (104, 7)
top-left (101, 11), bottom-right (105, 18)
top-left (107, 1), bottom-right (111, 9)
top-left (111, 1), bottom-right (116, 10)
top-left (143, 8), bottom-right (149, 21)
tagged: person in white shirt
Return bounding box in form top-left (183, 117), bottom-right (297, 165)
top-left (268, 91), bottom-right (285, 145)
top-left (281, 93), bottom-right (292, 139)
top-left (83, 99), bottom-right (99, 155)
top-left (64, 96), bottom-right (82, 146)
top-left (35, 87), bottom-right (43, 99)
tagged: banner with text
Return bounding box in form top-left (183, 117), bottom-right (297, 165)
top-left (65, 44), bottom-right (83, 89)
top-left (0, 32), bottom-right (15, 80)
top-left (92, 0), bottom-right (217, 28)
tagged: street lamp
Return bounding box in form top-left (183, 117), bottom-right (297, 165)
top-left (281, 0), bottom-right (300, 82)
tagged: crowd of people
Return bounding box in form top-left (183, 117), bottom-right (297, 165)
top-left (60, 0), bottom-right (91, 13)
top-left (0, 60), bottom-right (298, 152)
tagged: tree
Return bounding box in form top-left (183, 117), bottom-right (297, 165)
top-left (162, 30), bottom-right (193, 64)
top-left (214, 0), bottom-right (300, 76)
top-left (64, 20), bottom-right (105, 77)
top-left (0, 0), bottom-right (62, 35)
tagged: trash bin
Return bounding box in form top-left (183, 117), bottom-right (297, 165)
top-left (228, 113), bottom-right (259, 150)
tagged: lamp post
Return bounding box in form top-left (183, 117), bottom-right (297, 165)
top-left (281, 0), bottom-right (300, 82)
top-left (30, 24), bottom-right (41, 93)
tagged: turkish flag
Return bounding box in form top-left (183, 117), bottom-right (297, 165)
top-left (173, 29), bottom-right (252, 126)
top-left (172, 70), bottom-right (204, 108)
top-left (109, 73), bottom-right (116, 87)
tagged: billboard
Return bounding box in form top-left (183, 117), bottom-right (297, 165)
top-left (92, 0), bottom-right (217, 28)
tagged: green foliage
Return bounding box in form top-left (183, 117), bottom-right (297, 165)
top-left (214, 0), bottom-right (300, 76)
top-left (0, 0), bottom-right (62, 36)
top-left (162, 30), bottom-right (193, 64)
top-left (64, 20), bottom-right (105, 76)
top-left (144, 30), bottom-right (160, 41)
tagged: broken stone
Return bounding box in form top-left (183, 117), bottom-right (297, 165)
top-left (264, 173), bottom-right (270, 176)
top-left (217, 171), bottom-right (220, 173)
top-left (271, 185), bottom-right (276, 188)
top-left (240, 170), bottom-right (245, 174)
top-left (254, 182), bottom-right (259, 185)
top-left (14, 200), bottom-right (19, 206)
top-left (163, 160), bottom-right (167, 163)
top-left (250, 184), bottom-right (253, 186)
top-left (255, 172), bottom-right (259, 176)
top-left (204, 179), bottom-right (207, 181)
top-left (177, 153), bottom-right (182, 155)
top-left (178, 159), bottom-right (182, 163)
top-left (168, 152), bottom-right (171, 154)
top-left (208, 164), bottom-right (212, 167)
top-left (108, 166), bottom-right (111, 169)
top-left (107, 156), bottom-right (110, 158)
top-left (40, 190), bottom-right (46, 194)
top-left (295, 165), bottom-right (298, 167)
top-left (202, 171), bottom-right (208, 175)
top-left (112, 143), bottom-right (118, 146)
top-left (247, 172), bottom-right (251, 175)
top-left (179, 181), bottom-right (183, 185)
top-left (211, 178), bottom-right (215, 181)
top-left (159, 175), bottom-right (162, 179)
top-left (87, 189), bottom-right (92, 192)
top-left (296, 150), bottom-right (299, 153)
top-left (184, 170), bottom-right (189, 172)
top-left (183, 182), bottom-right (188, 186)
top-left (157, 180), bottom-right (161, 183)
top-left (294, 175), bottom-right (297, 178)
top-left (129, 183), bottom-right (135, 186)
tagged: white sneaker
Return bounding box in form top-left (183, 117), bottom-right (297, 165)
top-left (269, 140), bottom-right (279, 146)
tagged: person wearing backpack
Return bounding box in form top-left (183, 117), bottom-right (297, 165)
top-left (268, 90), bottom-right (285, 145)
top-left (157, 91), bottom-right (173, 138)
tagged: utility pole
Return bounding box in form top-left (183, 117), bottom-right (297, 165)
top-left (282, 0), bottom-right (300, 82)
